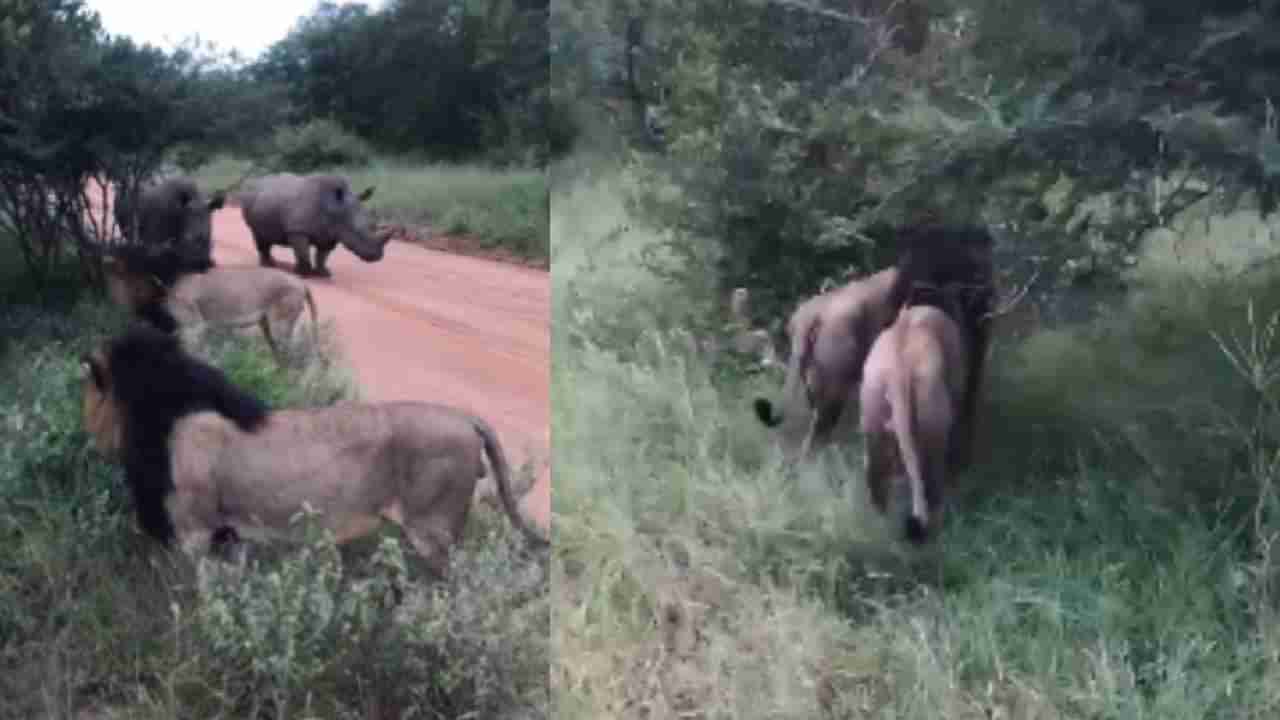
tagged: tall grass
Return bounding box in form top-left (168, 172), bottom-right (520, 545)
top-left (192, 155), bottom-right (550, 265)
top-left (552, 166), bottom-right (1280, 717)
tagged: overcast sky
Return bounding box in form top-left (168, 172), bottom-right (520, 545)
top-left (84, 0), bottom-right (331, 59)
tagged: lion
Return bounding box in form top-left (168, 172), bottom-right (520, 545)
top-left (885, 223), bottom-right (995, 471)
top-left (753, 223), bottom-right (995, 464)
top-left (859, 303), bottom-right (969, 544)
top-left (80, 325), bottom-right (548, 577)
top-left (753, 267), bottom-right (901, 459)
top-left (102, 244), bottom-right (320, 361)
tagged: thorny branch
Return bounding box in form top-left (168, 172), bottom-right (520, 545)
top-left (985, 267), bottom-right (1042, 320)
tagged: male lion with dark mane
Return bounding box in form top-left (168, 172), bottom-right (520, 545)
top-left (81, 325), bottom-right (547, 577)
top-left (753, 222), bottom-right (994, 465)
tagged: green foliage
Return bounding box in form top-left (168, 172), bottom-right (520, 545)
top-left (192, 514), bottom-right (407, 717)
top-left (0, 0), bottom-right (271, 292)
top-left (561, 0), bottom-right (1280, 323)
top-left (267, 118), bottom-right (374, 173)
top-left (255, 0), bottom-right (554, 163)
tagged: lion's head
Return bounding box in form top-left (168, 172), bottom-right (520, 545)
top-left (102, 244), bottom-right (215, 311)
top-left (102, 255), bottom-right (164, 312)
top-left (80, 325), bottom-right (271, 545)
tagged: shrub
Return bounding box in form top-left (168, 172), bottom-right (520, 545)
top-left (268, 118), bottom-right (374, 173)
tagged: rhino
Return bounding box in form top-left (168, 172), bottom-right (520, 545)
top-left (113, 176), bottom-right (226, 263)
top-left (237, 173), bottom-right (391, 278)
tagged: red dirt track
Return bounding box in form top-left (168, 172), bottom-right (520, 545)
top-left (209, 208), bottom-right (551, 533)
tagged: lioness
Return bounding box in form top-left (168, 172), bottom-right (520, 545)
top-left (103, 244), bottom-right (320, 360)
top-left (859, 304), bottom-right (969, 544)
top-left (81, 325), bottom-right (548, 577)
top-left (753, 267), bottom-right (901, 459)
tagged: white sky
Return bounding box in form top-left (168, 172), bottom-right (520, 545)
top-left (84, 0), bottom-right (334, 60)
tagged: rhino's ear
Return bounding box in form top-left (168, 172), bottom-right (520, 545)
top-left (177, 189), bottom-right (193, 208)
top-left (358, 186), bottom-right (375, 202)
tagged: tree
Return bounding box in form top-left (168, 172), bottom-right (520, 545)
top-left (571, 0), bottom-right (1280, 324)
top-left (253, 0), bottom-right (555, 163)
top-left (0, 0), bottom-right (237, 289)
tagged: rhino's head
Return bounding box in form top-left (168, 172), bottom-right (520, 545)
top-left (327, 183), bottom-right (390, 263)
top-left (171, 185), bottom-right (225, 261)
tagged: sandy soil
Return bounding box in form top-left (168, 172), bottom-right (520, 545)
top-left (209, 208), bottom-right (551, 533)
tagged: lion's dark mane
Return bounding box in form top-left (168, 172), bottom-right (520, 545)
top-left (887, 223), bottom-right (996, 466)
top-left (887, 223), bottom-right (995, 330)
top-left (105, 324), bottom-right (269, 545)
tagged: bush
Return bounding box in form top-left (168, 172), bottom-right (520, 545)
top-left (268, 118), bottom-right (374, 173)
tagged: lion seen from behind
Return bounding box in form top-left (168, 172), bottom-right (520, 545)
top-left (859, 303), bottom-right (970, 545)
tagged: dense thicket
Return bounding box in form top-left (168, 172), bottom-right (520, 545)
top-left (255, 0), bottom-right (556, 163)
top-left (555, 0), bottom-right (1280, 324)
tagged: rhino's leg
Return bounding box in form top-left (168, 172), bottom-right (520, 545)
top-left (288, 234), bottom-right (317, 277)
top-left (313, 242), bottom-right (336, 278)
top-left (255, 237), bottom-right (276, 267)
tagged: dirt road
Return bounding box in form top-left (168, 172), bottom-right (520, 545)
top-left (209, 208), bottom-right (551, 533)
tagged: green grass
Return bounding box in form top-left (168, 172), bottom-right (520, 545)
top-left (191, 154), bottom-right (550, 266)
top-left (552, 166), bottom-right (1280, 718)
top-left (0, 260), bottom-right (549, 718)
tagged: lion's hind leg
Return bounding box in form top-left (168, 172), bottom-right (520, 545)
top-left (257, 315), bottom-right (283, 361)
top-left (390, 460), bottom-right (480, 580)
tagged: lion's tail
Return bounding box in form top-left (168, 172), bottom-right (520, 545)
top-left (892, 361), bottom-right (930, 544)
top-left (755, 314), bottom-right (821, 430)
top-left (474, 419), bottom-right (548, 547)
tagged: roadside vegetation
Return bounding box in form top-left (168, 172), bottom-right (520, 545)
top-left (552, 1), bottom-right (1280, 716)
